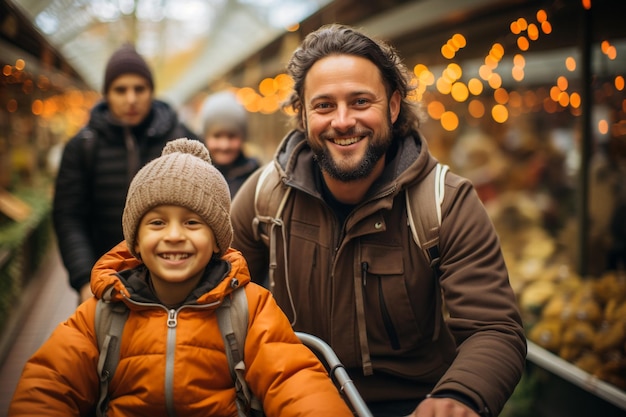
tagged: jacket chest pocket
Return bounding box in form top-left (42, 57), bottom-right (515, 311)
top-left (359, 244), bottom-right (427, 352)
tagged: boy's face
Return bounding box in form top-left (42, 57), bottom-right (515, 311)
top-left (134, 205), bottom-right (219, 297)
top-left (106, 73), bottom-right (153, 126)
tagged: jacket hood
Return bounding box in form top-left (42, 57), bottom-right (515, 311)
top-left (91, 245), bottom-right (251, 307)
top-left (87, 99), bottom-right (180, 142)
top-left (273, 129), bottom-right (439, 199)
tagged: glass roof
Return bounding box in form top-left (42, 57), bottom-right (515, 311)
top-left (8, 0), bottom-right (332, 106)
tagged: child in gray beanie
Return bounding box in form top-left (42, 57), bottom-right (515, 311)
top-left (199, 91), bottom-right (260, 197)
top-left (10, 138), bottom-right (353, 417)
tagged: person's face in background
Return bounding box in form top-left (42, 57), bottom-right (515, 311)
top-left (106, 74), bottom-right (153, 126)
top-left (204, 126), bottom-right (244, 166)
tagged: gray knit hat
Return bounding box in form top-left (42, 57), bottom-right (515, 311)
top-left (103, 43), bottom-right (154, 94)
top-left (122, 138), bottom-right (232, 258)
top-left (200, 91), bottom-right (247, 137)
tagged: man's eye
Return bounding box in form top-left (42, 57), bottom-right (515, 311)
top-left (355, 98), bottom-right (369, 106)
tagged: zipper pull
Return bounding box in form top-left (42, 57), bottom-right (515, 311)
top-left (167, 309), bottom-right (177, 328)
top-left (361, 262), bottom-right (369, 287)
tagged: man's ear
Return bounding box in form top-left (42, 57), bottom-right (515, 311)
top-left (389, 90), bottom-right (401, 124)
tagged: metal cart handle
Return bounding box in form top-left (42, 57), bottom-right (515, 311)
top-left (296, 331), bottom-right (374, 417)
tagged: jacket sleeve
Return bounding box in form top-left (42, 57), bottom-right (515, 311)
top-left (433, 175), bottom-right (527, 416)
top-left (90, 240), bottom-right (139, 300)
top-left (52, 133), bottom-right (98, 292)
top-left (8, 300), bottom-right (100, 416)
top-left (230, 168), bottom-right (270, 284)
top-left (242, 284), bottom-right (353, 417)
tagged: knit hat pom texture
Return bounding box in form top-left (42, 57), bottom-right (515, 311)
top-left (122, 138), bottom-right (232, 258)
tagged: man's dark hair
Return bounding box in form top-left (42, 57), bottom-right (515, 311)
top-left (284, 23), bottom-right (420, 138)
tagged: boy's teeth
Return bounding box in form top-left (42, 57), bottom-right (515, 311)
top-left (162, 253), bottom-right (189, 260)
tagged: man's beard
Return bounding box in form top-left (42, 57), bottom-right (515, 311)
top-left (308, 119), bottom-right (393, 182)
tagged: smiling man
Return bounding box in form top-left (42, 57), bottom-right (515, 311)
top-left (227, 24), bottom-right (527, 417)
top-left (53, 43), bottom-right (199, 304)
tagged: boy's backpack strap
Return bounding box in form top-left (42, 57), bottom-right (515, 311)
top-left (405, 162), bottom-right (449, 341)
top-left (95, 299), bottom-right (129, 417)
top-left (217, 288), bottom-right (264, 417)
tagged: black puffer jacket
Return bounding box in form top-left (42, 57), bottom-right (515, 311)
top-left (53, 99), bottom-right (199, 292)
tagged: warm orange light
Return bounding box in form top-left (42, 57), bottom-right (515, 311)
top-left (570, 92), bottom-right (581, 108)
top-left (565, 57), bottom-right (576, 71)
top-left (414, 64), bottom-right (428, 77)
top-left (32, 99), bottom-right (43, 115)
top-left (607, 46), bottom-right (617, 60)
top-left (447, 63), bottom-right (463, 80)
top-left (441, 111), bottom-right (459, 131)
top-left (510, 21), bottom-right (521, 35)
top-left (479, 65), bottom-right (492, 81)
top-left (436, 77), bottom-right (452, 94)
top-left (452, 33), bottom-right (467, 49)
top-left (557, 76), bottom-right (569, 91)
top-left (512, 67), bottom-right (525, 82)
top-left (15, 59), bottom-right (25, 71)
top-left (517, 18), bottom-right (528, 31)
top-left (468, 99), bottom-right (485, 118)
top-left (550, 86), bottom-right (561, 101)
top-left (517, 36), bottom-right (529, 51)
top-left (492, 104), bottom-right (509, 123)
top-left (616, 76), bottom-right (625, 91)
top-left (451, 82), bottom-right (469, 102)
top-left (541, 21), bottom-right (552, 34)
top-left (419, 70), bottom-right (435, 86)
top-left (527, 23), bottom-right (539, 41)
top-left (259, 77), bottom-right (277, 96)
top-left (491, 43), bottom-right (505, 60)
top-left (598, 119), bottom-right (609, 135)
top-left (494, 88), bottom-right (509, 104)
top-left (468, 78), bottom-right (484, 95)
top-left (536, 9), bottom-right (547, 23)
top-left (601, 40), bottom-right (610, 54)
top-left (513, 54), bottom-right (525, 67)
top-left (427, 100), bottom-right (445, 120)
top-left (558, 91), bottom-right (570, 107)
top-left (582, 0), bottom-right (591, 10)
top-left (487, 73), bottom-right (502, 89)
top-left (441, 44), bottom-right (455, 59)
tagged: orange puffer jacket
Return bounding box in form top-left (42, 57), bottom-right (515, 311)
top-left (9, 247), bottom-right (353, 417)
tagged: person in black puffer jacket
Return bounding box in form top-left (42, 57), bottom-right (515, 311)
top-left (53, 43), bottom-right (200, 303)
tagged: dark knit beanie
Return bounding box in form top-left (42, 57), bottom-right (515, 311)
top-left (122, 138), bottom-right (232, 258)
top-left (103, 44), bottom-right (154, 94)
top-left (200, 91), bottom-right (248, 138)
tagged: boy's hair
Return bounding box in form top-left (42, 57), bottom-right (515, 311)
top-left (283, 23), bottom-right (420, 138)
top-left (122, 138), bottom-right (232, 257)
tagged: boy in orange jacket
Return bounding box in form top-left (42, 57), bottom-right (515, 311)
top-left (9, 138), bottom-right (353, 417)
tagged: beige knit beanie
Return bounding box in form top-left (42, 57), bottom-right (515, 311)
top-left (122, 138), bottom-right (232, 258)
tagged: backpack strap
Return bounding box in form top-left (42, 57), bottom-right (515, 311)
top-left (252, 163), bottom-right (297, 326)
top-left (406, 163), bottom-right (449, 269)
top-left (217, 288), bottom-right (264, 417)
top-left (405, 162), bottom-right (449, 341)
top-left (95, 298), bottom-right (129, 417)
